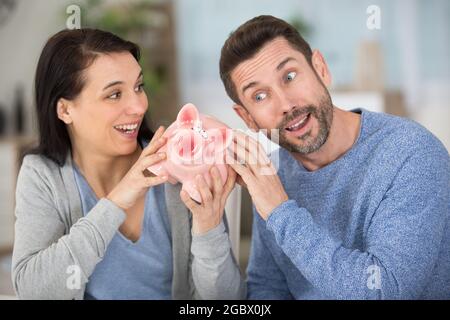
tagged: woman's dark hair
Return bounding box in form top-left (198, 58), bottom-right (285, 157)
top-left (220, 15), bottom-right (313, 105)
top-left (30, 28), bottom-right (153, 166)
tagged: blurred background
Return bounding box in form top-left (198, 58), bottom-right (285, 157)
top-left (0, 0), bottom-right (449, 298)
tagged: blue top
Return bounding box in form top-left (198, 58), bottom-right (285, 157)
top-left (247, 109), bottom-right (450, 299)
top-left (72, 148), bottom-right (172, 300)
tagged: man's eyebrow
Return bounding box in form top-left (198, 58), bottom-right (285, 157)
top-left (276, 57), bottom-right (296, 71)
top-left (241, 58), bottom-right (297, 94)
top-left (102, 70), bottom-right (143, 91)
top-left (242, 81), bottom-right (258, 95)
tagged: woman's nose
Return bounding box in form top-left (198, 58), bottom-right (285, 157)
top-left (125, 94), bottom-right (147, 116)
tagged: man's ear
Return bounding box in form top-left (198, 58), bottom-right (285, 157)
top-left (56, 98), bottom-right (73, 124)
top-left (311, 49), bottom-right (332, 87)
top-left (232, 104), bottom-right (259, 131)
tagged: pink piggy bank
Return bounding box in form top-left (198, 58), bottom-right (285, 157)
top-left (147, 103), bottom-right (233, 203)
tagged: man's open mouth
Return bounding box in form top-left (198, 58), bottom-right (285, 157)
top-left (285, 113), bottom-right (311, 132)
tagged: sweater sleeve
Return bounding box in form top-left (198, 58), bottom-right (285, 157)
top-left (247, 209), bottom-right (294, 300)
top-left (12, 161), bottom-right (126, 300)
top-left (265, 148), bottom-right (450, 299)
top-left (190, 219), bottom-right (246, 300)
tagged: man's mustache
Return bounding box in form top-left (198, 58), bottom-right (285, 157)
top-left (278, 105), bottom-right (317, 130)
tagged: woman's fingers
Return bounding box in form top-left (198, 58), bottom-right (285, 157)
top-left (142, 126), bottom-right (167, 156)
top-left (144, 174), bottom-right (168, 187)
top-left (223, 165), bottom-right (237, 195)
top-left (236, 175), bottom-right (247, 187)
top-left (180, 190), bottom-right (199, 212)
top-left (196, 175), bottom-right (213, 205)
top-left (210, 166), bottom-right (223, 198)
top-left (139, 152), bottom-right (166, 171)
top-left (219, 165), bottom-right (237, 208)
top-left (152, 125), bottom-right (165, 141)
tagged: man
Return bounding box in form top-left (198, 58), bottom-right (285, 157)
top-left (220, 15), bottom-right (450, 299)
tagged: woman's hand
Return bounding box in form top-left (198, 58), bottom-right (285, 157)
top-left (180, 165), bottom-right (237, 235)
top-left (107, 126), bottom-right (168, 210)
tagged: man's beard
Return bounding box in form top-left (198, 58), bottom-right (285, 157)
top-left (276, 89), bottom-right (334, 155)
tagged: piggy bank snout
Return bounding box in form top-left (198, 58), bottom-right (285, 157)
top-left (169, 129), bottom-right (203, 164)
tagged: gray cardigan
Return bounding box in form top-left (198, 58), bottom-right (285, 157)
top-left (12, 153), bottom-right (246, 300)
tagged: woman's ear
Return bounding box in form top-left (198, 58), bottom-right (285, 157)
top-left (232, 104), bottom-right (259, 131)
top-left (311, 49), bottom-right (332, 87)
top-left (56, 98), bottom-right (73, 124)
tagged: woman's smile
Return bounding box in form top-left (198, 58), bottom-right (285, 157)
top-left (113, 120), bottom-right (141, 140)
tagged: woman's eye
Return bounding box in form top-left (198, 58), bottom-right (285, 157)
top-left (108, 91), bottom-right (121, 100)
top-left (255, 92), bottom-right (267, 102)
top-left (286, 71), bottom-right (297, 82)
top-left (135, 83), bottom-right (145, 92)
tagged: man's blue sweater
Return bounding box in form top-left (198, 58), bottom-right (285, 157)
top-left (247, 109), bottom-right (450, 299)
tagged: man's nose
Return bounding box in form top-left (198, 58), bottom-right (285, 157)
top-left (277, 91), bottom-right (298, 115)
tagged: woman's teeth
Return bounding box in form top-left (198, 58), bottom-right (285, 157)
top-left (114, 123), bottom-right (138, 133)
top-left (286, 114), bottom-right (310, 131)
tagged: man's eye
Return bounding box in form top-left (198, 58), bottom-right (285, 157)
top-left (108, 91), bottom-right (121, 99)
top-left (255, 92), bottom-right (267, 102)
top-left (286, 71), bottom-right (297, 82)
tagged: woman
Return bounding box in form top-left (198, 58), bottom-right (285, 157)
top-left (12, 28), bottom-right (245, 300)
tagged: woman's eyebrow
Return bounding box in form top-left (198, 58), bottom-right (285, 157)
top-left (102, 70), bottom-right (143, 91)
top-left (103, 80), bottom-right (122, 91)
top-left (136, 70), bottom-right (143, 81)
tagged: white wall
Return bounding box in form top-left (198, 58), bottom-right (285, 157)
top-left (0, 0), bottom-right (72, 135)
top-left (1, 0), bottom-right (448, 146)
top-left (173, 0), bottom-right (450, 150)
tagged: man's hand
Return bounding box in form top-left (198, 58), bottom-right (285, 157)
top-left (226, 130), bottom-right (288, 220)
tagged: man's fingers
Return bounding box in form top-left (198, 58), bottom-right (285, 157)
top-left (225, 153), bottom-right (253, 182)
top-left (233, 130), bottom-right (270, 167)
top-left (229, 139), bottom-right (259, 169)
top-left (233, 130), bottom-right (269, 161)
top-left (230, 132), bottom-right (274, 177)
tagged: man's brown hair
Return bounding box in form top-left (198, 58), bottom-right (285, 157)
top-left (219, 15), bottom-right (313, 105)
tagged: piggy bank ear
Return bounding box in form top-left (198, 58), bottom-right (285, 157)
top-left (177, 103), bottom-right (199, 125)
